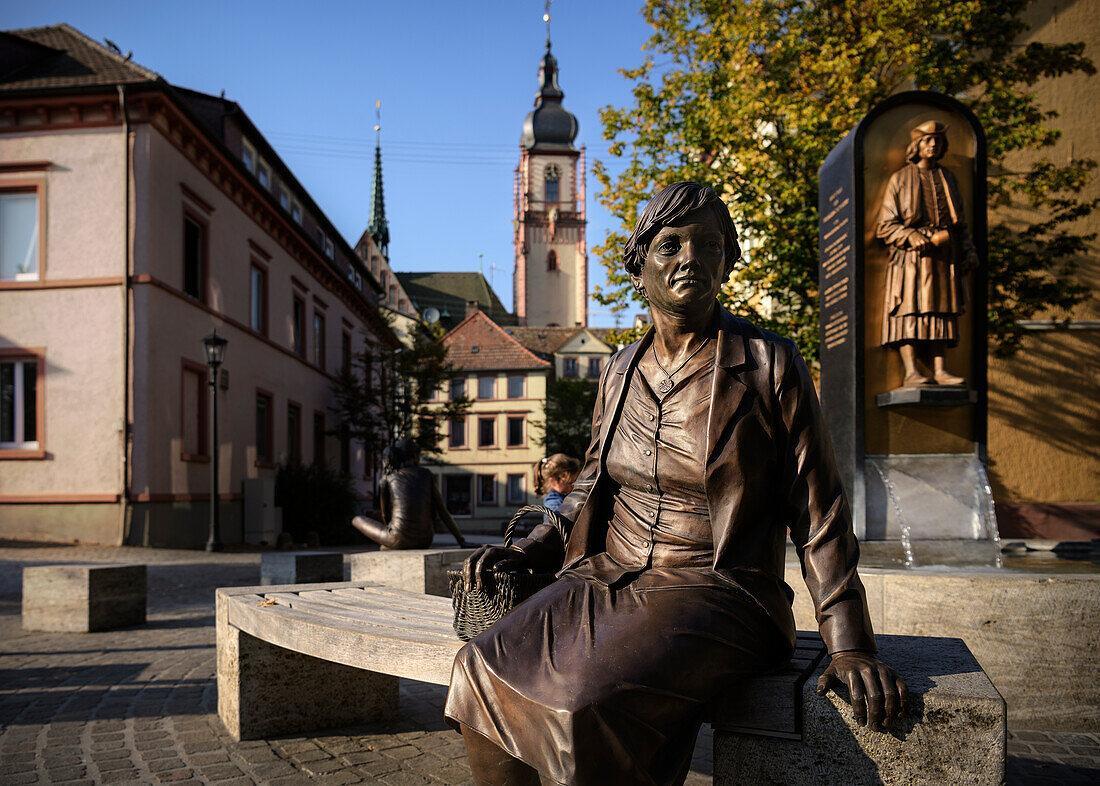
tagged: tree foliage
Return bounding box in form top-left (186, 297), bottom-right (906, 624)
top-left (595, 0), bottom-right (1096, 361)
top-left (329, 319), bottom-right (470, 476)
top-left (533, 377), bottom-right (599, 460)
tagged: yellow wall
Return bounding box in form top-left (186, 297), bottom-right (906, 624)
top-left (430, 369), bottom-right (548, 532)
top-left (987, 0), bottom-right (1100, 505)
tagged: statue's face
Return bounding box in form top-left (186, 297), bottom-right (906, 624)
top-left (633, 207), bottom-right (727, 317)
top-left (918, 134), bottom-right (944, 162)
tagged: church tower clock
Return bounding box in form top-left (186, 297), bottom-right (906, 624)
top-left (513, 31), bottom-right (587, 327)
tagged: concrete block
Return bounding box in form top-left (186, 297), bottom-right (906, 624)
top-left (783, 564), bottom-right (1100, 730)
top-left (260, 552), bottom-right (343, 585)
top-left (349, 548), bottom-right (475, 597)
top-left (878, 572), bottom-right (1099, 731)
top-left (215, 589), bottom-right (398, 741)
top-left (22, 564), bottom-right (146, 633)
top-left (714, 634), bottom-right (1006, 785)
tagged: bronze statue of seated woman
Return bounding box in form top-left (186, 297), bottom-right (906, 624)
top-left (447, 182), bottom-right (906, 786)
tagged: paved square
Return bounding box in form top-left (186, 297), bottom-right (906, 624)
top-left (1, 542), bottom-right (1096, 784)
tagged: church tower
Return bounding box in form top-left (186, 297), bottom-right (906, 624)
top-left (513, 25), bottom-right (587, 327)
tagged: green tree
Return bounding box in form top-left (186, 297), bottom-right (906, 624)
top-left (595, 0), bottom-right (1096, 362)
top-left (330, 320), bottom-right (470, 480)
top-left (533, 377), bottom-right (599, 460)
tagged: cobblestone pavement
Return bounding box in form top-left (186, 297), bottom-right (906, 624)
top-left (1, 542), bottom-right (1097, 785)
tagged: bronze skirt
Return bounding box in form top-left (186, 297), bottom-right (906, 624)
top-left (444, 572), bottom-right (789, 786)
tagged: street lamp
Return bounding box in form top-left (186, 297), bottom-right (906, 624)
top-left (202, 329), bottom-right (228, 552)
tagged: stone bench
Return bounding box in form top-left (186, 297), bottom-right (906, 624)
top-left (348, 548), bottom-right (476, 597)
top-left (260, 551), bottom-right (344, 585)
top-left (714, 633), bottom-right (1006, 785)
top-left (216, 581), bottom-right (1005, 783)
top-left (23, 563), bottom-right (146, 632)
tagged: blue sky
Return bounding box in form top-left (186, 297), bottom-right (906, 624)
top-left (5, 1), bottom-right (656, 326)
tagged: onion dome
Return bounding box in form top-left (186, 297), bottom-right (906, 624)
top-left (520, 42), bottom-right (578, 151)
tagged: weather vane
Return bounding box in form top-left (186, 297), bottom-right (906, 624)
top-left (374, 99), bottom-right (381, 141)
top-left (544, 0), bottom-right (552, 47)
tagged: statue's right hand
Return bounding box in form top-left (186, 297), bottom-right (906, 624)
top-left (462, 545), bottom-right (529, 591)
top-left (908, 232), bottom-right (932, 252)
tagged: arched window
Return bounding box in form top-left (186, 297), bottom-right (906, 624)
top-left (546, 249), bottom-right (558, 271)
top-left (544, 164), bottom-right (560, 203)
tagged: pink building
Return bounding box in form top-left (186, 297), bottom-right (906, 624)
top-left (0, 24), bottom-right (397, 547)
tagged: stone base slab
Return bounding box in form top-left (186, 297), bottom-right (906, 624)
top-left (349, 548), bottom-right (476, 597)
top-left (260, 551), bottom-right (344, 585)
top-left (714, 634), bottom-right (1005, 785)
top-left (22, 563), bottom-right (146, 632)
top-left (785, 565), bottom-right (1099, 730)
top-left (216, 589), bottom-right (398, 741)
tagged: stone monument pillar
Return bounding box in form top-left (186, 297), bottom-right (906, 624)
top-left (818, 91), bottom-right (993, 547)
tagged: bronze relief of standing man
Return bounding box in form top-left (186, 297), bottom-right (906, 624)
top-left (877, 120), bottom-right (979, 387)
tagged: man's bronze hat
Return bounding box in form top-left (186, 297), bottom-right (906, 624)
top-left (910, 120), bottom-right (948, 141)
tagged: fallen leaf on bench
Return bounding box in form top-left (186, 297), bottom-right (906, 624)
top-left (259, 598), bottom-right (276, 607)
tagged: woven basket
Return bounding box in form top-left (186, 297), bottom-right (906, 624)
top-left (448, 505), bottom-right (563, 642)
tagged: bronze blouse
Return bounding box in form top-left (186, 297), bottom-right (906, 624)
top-left (564, 342), bottom-right (730, 592)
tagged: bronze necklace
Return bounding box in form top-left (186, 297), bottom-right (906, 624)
top-left (650, 337), bottom-right (710, 395)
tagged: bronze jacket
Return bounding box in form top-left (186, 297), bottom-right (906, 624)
top-left (876, 163), bottom-right (975, 321)
top-left (513, 307), bottom-right (876, 655)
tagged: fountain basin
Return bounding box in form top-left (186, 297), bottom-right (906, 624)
top-left (785, 548), bottom-right (1099, 730)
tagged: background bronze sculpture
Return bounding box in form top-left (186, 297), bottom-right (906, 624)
top-left (352, 438), bottom-right (468, 550)
top-left (877, 120), bottom-right (980, 388)
top-left (446, 183), bottom-right (907, 786)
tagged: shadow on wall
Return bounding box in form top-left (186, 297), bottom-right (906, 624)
top-left (987, 330), bottom-right (1100, 498)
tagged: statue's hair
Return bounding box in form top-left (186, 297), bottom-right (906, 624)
top-left (623, 182), bottom-right (741, 278)
top-left (382, 438), bottom-right (420, 474)
top-left (906, 133), bottom-right (949, 164)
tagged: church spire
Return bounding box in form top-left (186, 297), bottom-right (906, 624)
top-left (543, 0), bottom-right (552, 50)
top-left (520, 1), bottom-right (577, 151)
top-left (368, 100), bottom-right (390, 257)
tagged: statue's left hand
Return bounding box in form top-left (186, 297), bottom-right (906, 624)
top-left (816, 651), bottom-right (908, 732)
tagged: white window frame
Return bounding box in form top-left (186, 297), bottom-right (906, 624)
top-left (506, 415), bottom-right (525, 447)
top-left (0, 189), bottom-right (41, 282)
top-left (506, 473), bottom-right (525, 505)
top-left (257, 161), bottom-right (271, 191)
top-left (0, 358), bottom-right (40, 449)
top-left (241, 142), bottom-right (257, 174)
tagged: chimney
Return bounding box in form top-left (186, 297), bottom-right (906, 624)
top-left (466, 300), bottom-right (480, 317)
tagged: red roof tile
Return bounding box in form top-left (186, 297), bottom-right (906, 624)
top-left (442, 311), bottom-right (551, 372)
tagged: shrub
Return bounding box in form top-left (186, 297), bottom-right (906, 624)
top-left (274, 461), bottom-right (359, 546)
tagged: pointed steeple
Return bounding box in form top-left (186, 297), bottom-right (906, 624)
top-left (368, 100), bottom-right (390, 257)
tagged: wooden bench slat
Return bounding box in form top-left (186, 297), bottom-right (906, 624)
top-left (266, 592), bottom-right (457, 639)
top-left (233, 594), bottom-right (454, 645)
top-left (328, 585), bottom-right (459, 612)
top-left (299, 588), bottom-right (459, 625)
top-left (227, 594), bottom-right (461, 685)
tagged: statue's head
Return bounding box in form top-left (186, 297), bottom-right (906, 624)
top-left (906, 120), bottom-right (949, 164)
top-left (394, 437), bottom-right (419, 467)
top-left (381, 445), bottom-right (401, 475)
top-left (623, 182), bottom-right (741, 279)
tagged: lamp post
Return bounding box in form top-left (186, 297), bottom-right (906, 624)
top-left (202, 330), bottom-right (227, 552)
